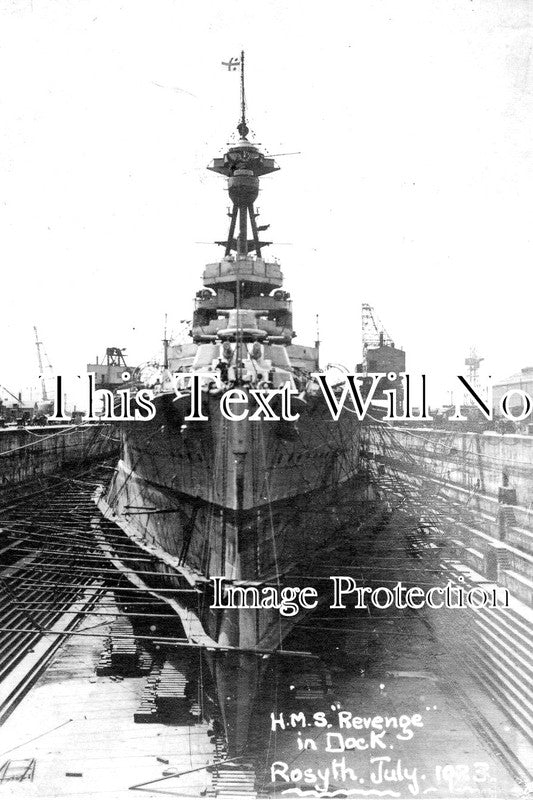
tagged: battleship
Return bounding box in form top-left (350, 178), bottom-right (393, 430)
top-left (95, 54), bottom-right (366, 755)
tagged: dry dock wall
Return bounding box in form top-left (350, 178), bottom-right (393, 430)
top-left (373, 427), bottom-right (533, 506)
top-left (367, 425), bottom-right (533, 747)
top-left (0, 424), bottom-right (118, 489)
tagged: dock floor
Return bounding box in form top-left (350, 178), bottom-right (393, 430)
top-left (253, 606), bottom-right (525, 798)
top-left (0, 603), bottom-right (214, 799)
top-left (0, 596), bottom-right (527, 798)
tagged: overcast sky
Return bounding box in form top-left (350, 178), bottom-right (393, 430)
top-left (0, 0), bottom-right (531, 408)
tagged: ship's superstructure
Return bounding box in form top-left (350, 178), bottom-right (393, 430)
top-left (98, 54), bottom-right (363, 754)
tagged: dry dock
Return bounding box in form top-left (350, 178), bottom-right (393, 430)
top-left (0, 427), bottom-right (531, 798)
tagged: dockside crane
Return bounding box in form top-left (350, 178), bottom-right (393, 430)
top-left (33, 326), bottom-right (54, 411)
top-left (358, 303), bottom-right (406, 411)
top-left (0, 384), bottom-right (22, 404)
top-left (464, 347), bottom-right (484, 394)
top-left (361, 303), bottom-right (395, 369)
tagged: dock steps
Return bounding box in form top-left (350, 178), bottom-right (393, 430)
top-left (436, 559), bottom-right (533, 746)
top-left (369, 453), bottom-right (533, 757)
top-left (0, 465), bottom-right (114, 695)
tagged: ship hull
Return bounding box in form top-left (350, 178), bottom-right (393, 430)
top-left (108, 390), bottom-right (361, 580)
top-left (102, 389), bottom-right (364, 752)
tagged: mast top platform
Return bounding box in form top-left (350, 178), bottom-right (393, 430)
top-left (208, 51), bottom-right (279, 179)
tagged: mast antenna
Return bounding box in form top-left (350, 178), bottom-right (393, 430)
top-left (237, 50), bottom-right (249, 139)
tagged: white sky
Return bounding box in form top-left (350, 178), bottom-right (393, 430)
top-left (0, 0), bottom-right (531, 407)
